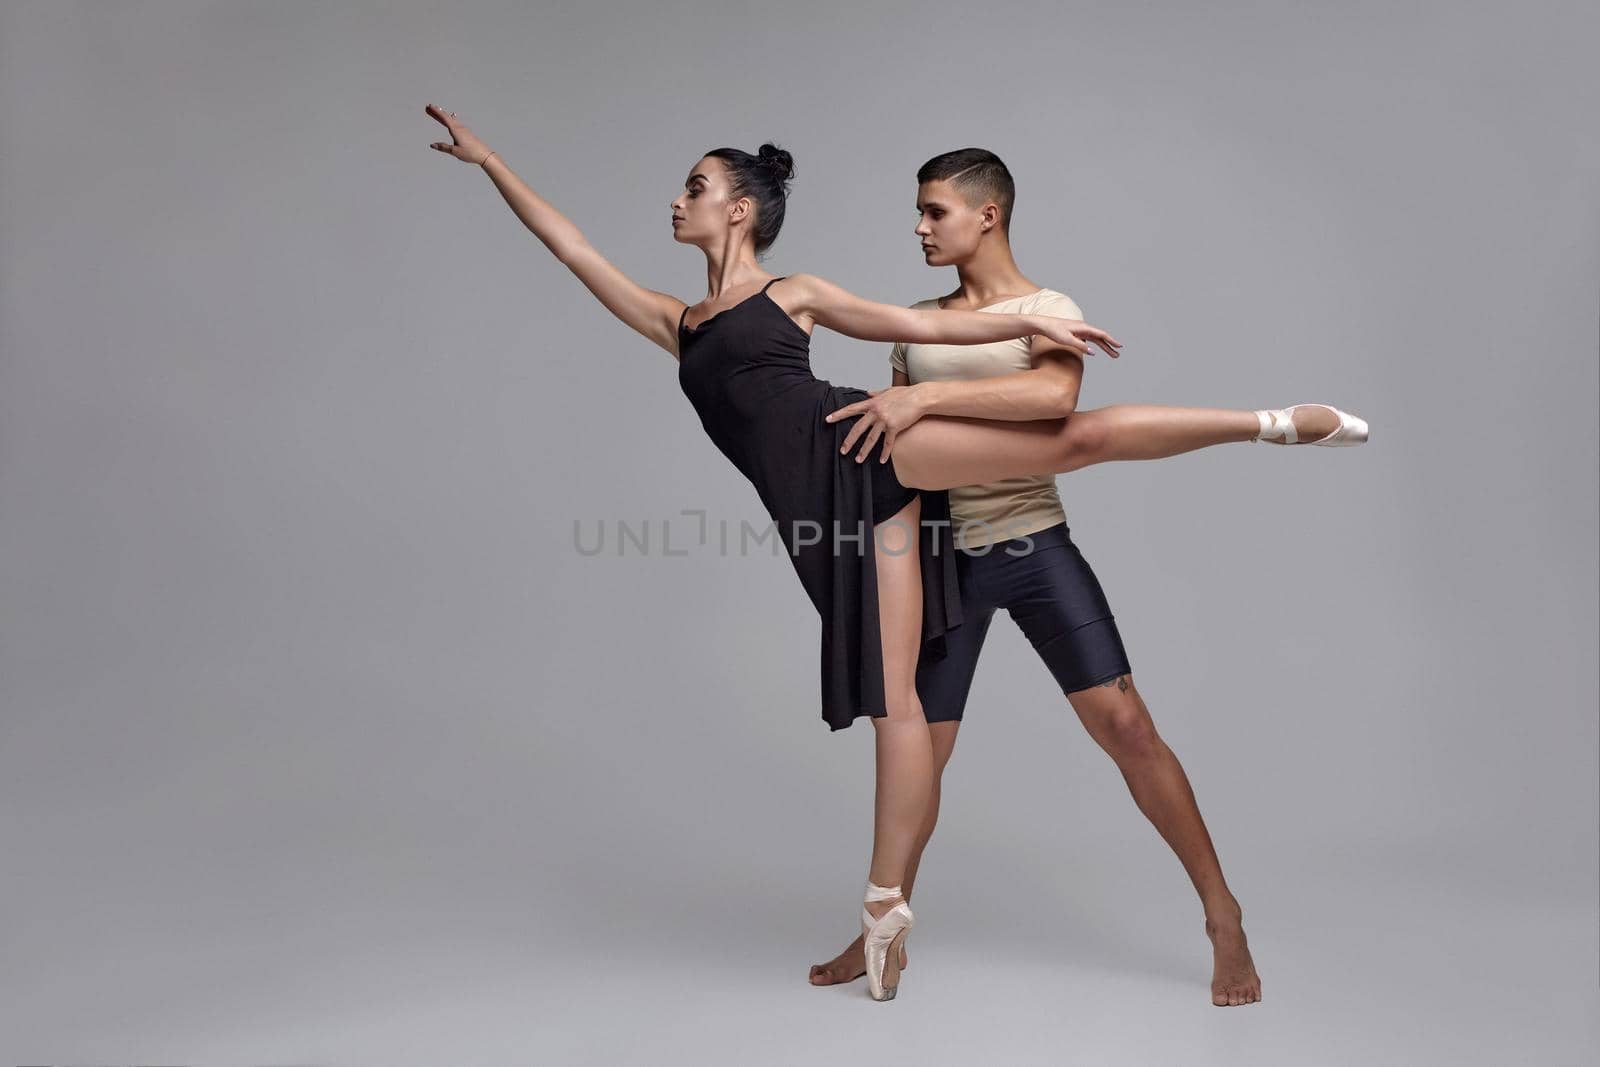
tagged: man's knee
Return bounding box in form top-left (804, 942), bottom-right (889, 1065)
top-left (1100, 704), bottom-right (1160, 760)
top-left (1074, 681), bottom-right (1161, 759)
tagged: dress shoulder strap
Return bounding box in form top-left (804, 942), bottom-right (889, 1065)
top-left (677, 304), bottom-right (690, 333)
top-left (760, 276), bottom-right (787, 294)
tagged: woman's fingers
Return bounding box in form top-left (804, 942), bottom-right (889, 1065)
top-left (1080, 323), bottom-right (1121, 348)
top-left (825, 401), bottom-right (864, 423)
top-left (425, 104), bottom-right (491, 165)
top-left (426, 104), bottom-right (462, 159)
top-left (1061, 321), bottom-right (1124, 357)
top-left (426, 103), bottom-right (466, 128)
top-left (880, 428), bottom-right (898, 462)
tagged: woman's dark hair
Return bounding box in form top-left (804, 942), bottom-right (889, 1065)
top-left (704, 143), bottom-right (794, 256)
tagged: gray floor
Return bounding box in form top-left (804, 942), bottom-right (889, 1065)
top-left (7, 834), bottom-right (1596, 1065)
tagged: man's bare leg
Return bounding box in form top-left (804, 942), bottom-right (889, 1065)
top-left (809, 720), bottom-right (961, 985)
top-left (1068, 674), bottom-right (1262, 1006)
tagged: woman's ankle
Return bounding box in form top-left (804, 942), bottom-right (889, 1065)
top-left (864, 881), bottom-right (906, 920)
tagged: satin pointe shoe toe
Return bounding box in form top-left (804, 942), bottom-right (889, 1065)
top-left (1252, 403), bottom-right (1369, 446)
top-left (861, 881), bottom-right (914, 1002)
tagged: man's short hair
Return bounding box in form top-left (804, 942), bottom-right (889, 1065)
top-left (917, 148), bottom-right (1016, 232)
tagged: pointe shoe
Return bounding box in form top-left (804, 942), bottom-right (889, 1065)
top-left (1252, 403), bottom-right (1369, 446)
top-left (862, 881), bottom-right (914, 1001)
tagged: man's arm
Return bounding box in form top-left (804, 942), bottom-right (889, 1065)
top-left (904, 293), bottom-right (1089, 419)
top-left (831, 295), bottom-right (1088, 461)
top-left (909, 351), bottom-right (1083, 420)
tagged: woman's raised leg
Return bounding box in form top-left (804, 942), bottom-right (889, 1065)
top-left (890, 403), bottom-right (1340, 492)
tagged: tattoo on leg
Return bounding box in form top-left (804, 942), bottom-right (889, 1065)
top-left (1096, 675), bottom-right (1130, 693)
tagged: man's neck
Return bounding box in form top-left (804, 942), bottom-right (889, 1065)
top-left (942, 239), bottom-right (1039, 308)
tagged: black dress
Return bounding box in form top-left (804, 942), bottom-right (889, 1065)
top-left (676, 276), bottom-right (963, 731)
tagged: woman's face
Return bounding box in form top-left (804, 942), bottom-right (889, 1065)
top-left (913, 178), bottom-right (991, 266)
top-left (670, 156), bottom-right (747, 248)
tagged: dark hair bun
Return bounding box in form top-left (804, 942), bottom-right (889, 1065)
top-left (703, 143), bottom-right (795, 256)
top-left (757, 143), bottom-right (794, 183)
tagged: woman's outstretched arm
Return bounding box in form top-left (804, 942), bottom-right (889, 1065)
top-left (426, 104), bottom-right (685, 357)
top-left (782, 273), bottom-right (1121, 358)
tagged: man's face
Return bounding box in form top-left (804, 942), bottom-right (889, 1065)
top-left (913, 178), bottom-right (990, 266)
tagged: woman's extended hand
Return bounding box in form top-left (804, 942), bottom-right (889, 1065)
top-left (1036, 316), bottom-right (1122, 358)
top-left (825, 385), bottom-right (929, 464)
top-left (425, 103), bottom-right (495, 165)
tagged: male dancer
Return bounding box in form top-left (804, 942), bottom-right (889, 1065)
top-left (808, 149), bottom-right (1263, 1006)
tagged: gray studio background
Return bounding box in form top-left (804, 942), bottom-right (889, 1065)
top-left (2, 1), bottom-right (1596, 1063)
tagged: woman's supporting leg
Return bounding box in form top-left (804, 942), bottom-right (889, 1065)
top-left (890, 403), bottom-right (1336, 492)
top-left (865, 494), bottom-right (933, 890)
top-left (809, 720), bottom-right (960, 985)
top-left (899, 720), bottom-right (961, 903)
top-left (854, 494), bottom-right (935, 996)
top-left (1066, 674), bottom-right (1261, 1006)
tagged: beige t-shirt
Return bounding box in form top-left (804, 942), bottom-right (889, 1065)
top-left (890, 288), bottom-right (1083, 550)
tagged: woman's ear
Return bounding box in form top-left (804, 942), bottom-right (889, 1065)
top-left (728, 196), bottom-right (751, 225)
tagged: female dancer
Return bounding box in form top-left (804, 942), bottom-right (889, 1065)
top-left (424, 104), bottom-right (1367, 1002)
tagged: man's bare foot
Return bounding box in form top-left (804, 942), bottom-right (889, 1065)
top-left (1206, 905), bottom-right (1261, 1006)
top-left (808, 924), bottom-right (909, 985)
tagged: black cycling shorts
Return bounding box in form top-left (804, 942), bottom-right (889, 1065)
top-left (917, 521), bottom-right (1133, 722)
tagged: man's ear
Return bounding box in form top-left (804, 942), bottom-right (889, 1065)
top-left (980, 203), bottom-right (1000, 232)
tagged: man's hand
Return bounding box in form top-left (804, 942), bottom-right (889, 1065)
top-left (824, 385), bottom-right (929, 464)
